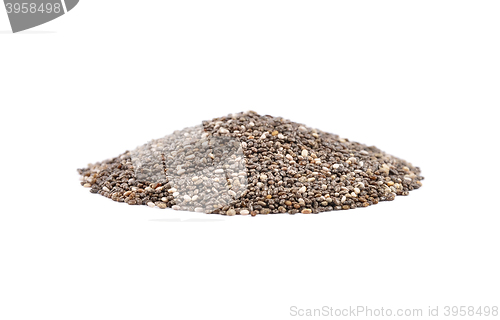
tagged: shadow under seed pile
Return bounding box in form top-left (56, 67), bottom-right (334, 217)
top-left (78, 111), bottom-right (424, 215)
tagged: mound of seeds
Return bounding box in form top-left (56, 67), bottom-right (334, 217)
top-left (78, 111), bottom-right (423, 215)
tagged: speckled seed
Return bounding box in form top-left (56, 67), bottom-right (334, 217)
top-left (227, 209), bottom-right (236, 216)
top-left (147, 202), bottom-right (155, 208)
top-left (302, 209), bottom-right (312, 214)
top-left (172, 205), bottom-right (181, 210)
top-left (380, 164), bottom-right (390, 174)
top-left (240, 210), bottom-right (249, 215)
top-left (157, 202), bottom-right (167, 209)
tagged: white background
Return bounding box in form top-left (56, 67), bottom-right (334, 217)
top-left (1, 1), bottom-right (499, 319)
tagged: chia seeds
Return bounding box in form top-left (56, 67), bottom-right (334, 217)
top-left (78, 111), bottom-right (424, 215)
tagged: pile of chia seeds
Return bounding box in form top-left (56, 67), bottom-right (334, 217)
top-left (78, 111), bottom-right (423, 215)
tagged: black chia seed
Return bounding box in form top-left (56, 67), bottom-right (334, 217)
top-left (77, 111), bottom-right (424, 215)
